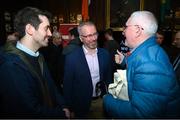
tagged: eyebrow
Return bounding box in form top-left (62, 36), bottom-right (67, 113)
top-left (45, 25), bottom-right (51, 30)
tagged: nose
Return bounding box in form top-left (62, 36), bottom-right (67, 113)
top-left (47, 28), bottom-right (52, 37)
top-left (91, 35), bottom-right (98, 42)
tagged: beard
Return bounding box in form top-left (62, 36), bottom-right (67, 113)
top-left (43, 39), bottom-right (49, 46)
top-left (88, 41), bottom-right (97, 49)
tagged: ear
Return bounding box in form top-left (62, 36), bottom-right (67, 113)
top-left (79, 37), bottom-right (83, 42)
top-left (72, 35), bottom-right (75, 39)
top-left (25, 24), bottom-right (34, 36)
top-left (135, 26), bottom-right (142, 37)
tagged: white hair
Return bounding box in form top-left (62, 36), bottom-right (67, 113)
top-left (77, 21), bottom-right (95, 35)
top-left (129, 11), bottom-right (158, 36)
top-left (52, 30), bottom-right (61, 38)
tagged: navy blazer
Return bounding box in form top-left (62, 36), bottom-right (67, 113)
top-left (63, 47), bottom-right (112, 117)
top-left (0, 51), bottom-right (66, 118)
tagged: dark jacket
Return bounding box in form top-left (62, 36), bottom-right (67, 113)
top-left (104, 40), bottom-right (120, 72)
top-left (62, 38), bottom-right (82, 55)
top-left (103, 36), bottom-right (180, 118)
top-left (63, 47), bottom-right (112, 118)
top-left (0, 42), bottom-right (66, 118)
top-left (40, 41), bottom-right (64, 93)
top-left (173, 54), bottom-right (180, 84)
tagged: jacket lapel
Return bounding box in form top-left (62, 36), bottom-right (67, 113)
top-left (97, 48), bottom-right (103, 81)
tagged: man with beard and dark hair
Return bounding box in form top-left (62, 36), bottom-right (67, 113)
top-left (0, 7), bottom-right (70, 118)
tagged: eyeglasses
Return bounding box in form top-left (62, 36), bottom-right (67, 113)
top-left (80, 32), bottom-right (98, 39)
top-left (124, 25), bottom-right (144, 30)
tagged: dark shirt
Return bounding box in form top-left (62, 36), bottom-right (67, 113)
top-left (162, 45), bottom-right (180, 64)
top-left (104, 40), bottom-right (120, 73)
top-left (173, 54), bottom-right (180, 84)
top-left (40, 41), bottom-right (64, 93)
top-left (0, 42), bottom-right (66, 118)
top-left (62, 38), bottom-right (82, 55)
top-left (23, 52), bottom-right (42, 76)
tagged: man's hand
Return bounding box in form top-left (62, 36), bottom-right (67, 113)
top-left (70, 112), bottom-right (75, 118)
top-left (63, 108), bottom-right (71, 118)
top-left (115, 50), bottom-right (124, 64)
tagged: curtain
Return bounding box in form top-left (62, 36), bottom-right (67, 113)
top-left (82, 0), bottom-right (89, 21)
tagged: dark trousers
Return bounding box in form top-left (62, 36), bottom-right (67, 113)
top-left (87, 97), bottom-right (105, 118)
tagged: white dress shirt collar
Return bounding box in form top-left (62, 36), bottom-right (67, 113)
top-left (16, 41), bottom-right (39, 57)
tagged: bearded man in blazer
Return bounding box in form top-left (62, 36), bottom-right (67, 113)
top-left (63, 21), bottom-right (112, 118)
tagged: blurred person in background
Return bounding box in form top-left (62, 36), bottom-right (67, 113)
top-left (103, 28), bottom-right (120, 73)
top-left (40, 29), bottom-right (64, 93)
top-left (172, 31), bottom-right (180, 83)
top-left (156, 30), bottom-right (165, 45)
top-left (62, 27), bottom-right (82, 55)
top-left (6, 32), bottom-right (19, 42)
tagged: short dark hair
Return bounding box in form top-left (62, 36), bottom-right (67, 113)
top-left (14, 7), bottom-right (52, 38)
top-left (156, 29), bottom-right (165, 36)
top-left (104, 28), bottom-right (113, 36)
top-left (69, 27), bottom-right (79, 38)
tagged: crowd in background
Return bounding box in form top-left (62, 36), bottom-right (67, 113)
top-left (0, 6), bottom-right (180, 119)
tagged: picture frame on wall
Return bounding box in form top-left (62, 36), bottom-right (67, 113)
top-left (106, 0), bottom-right (144, 31)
